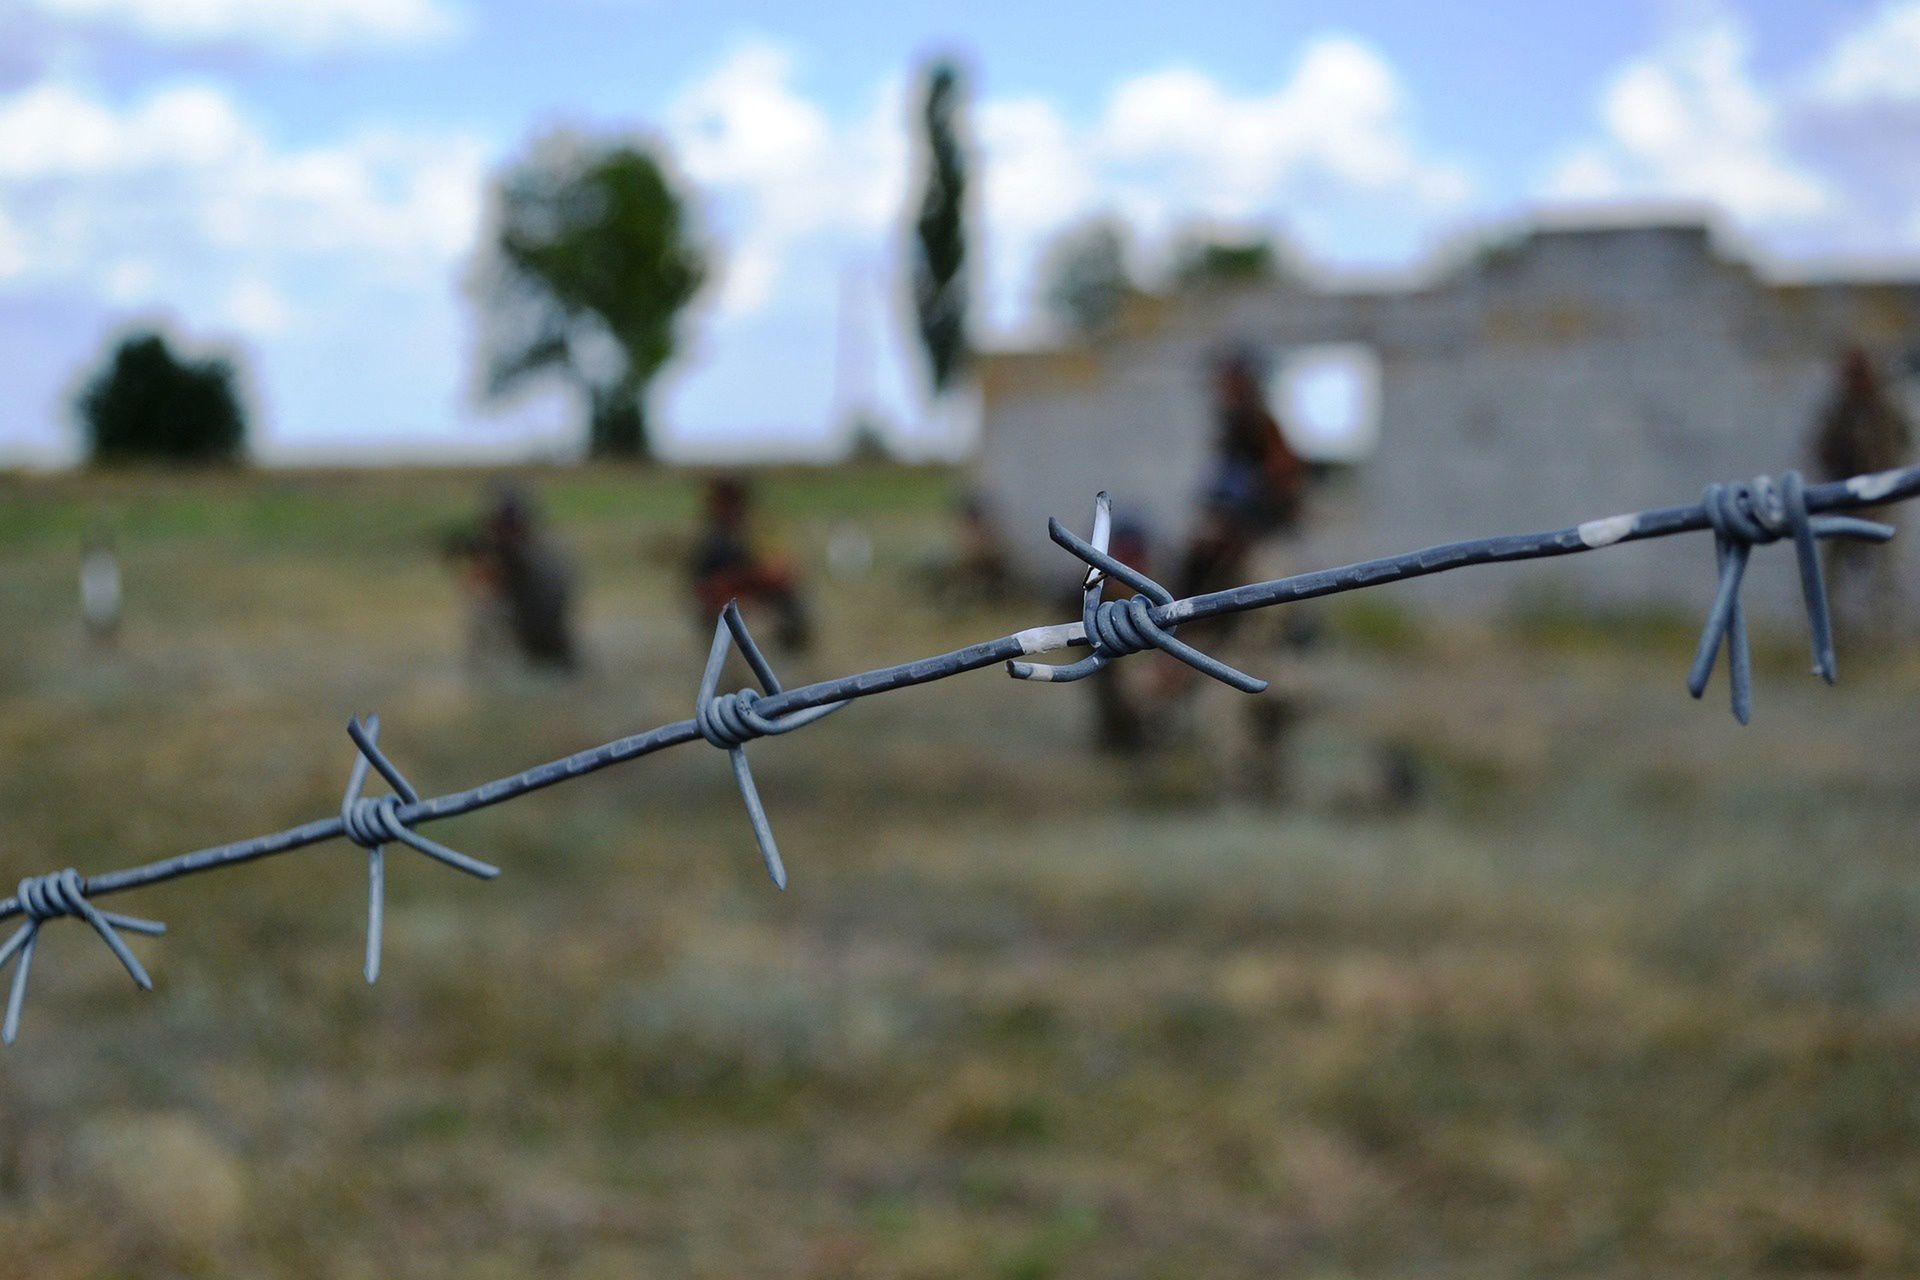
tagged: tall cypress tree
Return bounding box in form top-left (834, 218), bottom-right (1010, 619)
top-left (911, 60), bottom-right (969, 395)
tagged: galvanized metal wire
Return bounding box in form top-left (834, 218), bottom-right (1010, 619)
top-left (4, 463), bottom-right (1918, 1043)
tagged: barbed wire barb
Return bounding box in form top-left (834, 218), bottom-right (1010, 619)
top-left (695, 600), bottom-right (850, 890)
top-left (5, 462), bottom-right (1920, 1042)
top-left (341, 713), bottom-right (500, 983)
top-left (1007, 491), bottom-right (1267, 692)
top-left (1, 869), bottom-right (165, 1045)
top-left (1686, 471), bottom-right (1894, 723)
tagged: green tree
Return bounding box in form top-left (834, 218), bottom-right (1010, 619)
top-left (1172, 231), bottom-right (1290, 289)
top-left (476, 134), bottom-right (706, 459)
top-left (1039, 218), bottom-right (1133, 339)
top-left (910, 59), bottom-right (970, 394)
top-left (78, 329), bottom-right (247, 464)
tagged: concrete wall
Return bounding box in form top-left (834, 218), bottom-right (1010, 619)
top-left (975, 222), bottom-right (1920, 622)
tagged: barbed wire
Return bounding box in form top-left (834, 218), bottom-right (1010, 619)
top-left (4, 464), bottom-right (1918, 1043)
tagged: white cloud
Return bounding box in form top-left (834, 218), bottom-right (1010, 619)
top-left (975, 97), bottom-right (1094, 235)
top-left (0, 76), bottom-right (491, 459)
top-left (1543, 16), bottom-right (1830, 222)
top-left (665, 35), bottom-right (1466, 333)
top-left (224, 277), bottom-right (291, 335)
top-left (1791, 2), bottom-right (1920, 261)
top-left (0, 79), bottom-right (488, 306)
top-left (647, 34), bottom-right (1470, 455)
top-left (668, 42), bottom-right (906, 315)
top-left (100, 257), bottom-right (157, 302)
top-left (0, 81), bottom-right (251, 178)
top-left (1541, 5), bottom-right (1920, 262)
top-left (653, 9), bottom-right (1920, 443)
top-left (1097, 39), bottom-right (1470, 219)
top-left (25, 0), bottom-right (459, 53)
top-left (672, 44), bottom-right (833, 192)
top-left (1810, 1), bottom-right (1920, 104)
top-left (971, 37), bottom-right (1468, 328)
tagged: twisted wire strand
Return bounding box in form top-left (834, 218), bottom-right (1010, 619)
top-left (4, 463), bottom-right (1920, 1042)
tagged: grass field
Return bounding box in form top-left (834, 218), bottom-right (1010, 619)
top-left (4, 464), bottom-right (1920, 1278)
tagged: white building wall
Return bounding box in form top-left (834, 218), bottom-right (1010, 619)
top-left (976, 224), bottom-right (1920, 624)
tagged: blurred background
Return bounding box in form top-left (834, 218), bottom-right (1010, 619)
top-left (6, 1), bottom-right (1920, 1275)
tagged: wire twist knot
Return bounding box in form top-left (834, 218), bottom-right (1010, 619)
top-left (696, 687), bottom-right (778, 750)
top-left (1084, 594), bottom-right (1172, 659)
top-left (341, 715), bottom-right (499, 983)
top-left (0, 868), bottom-right (164, 1045)
top-left (1007, 492), bottom-right (1268, 693)
top-left (17, 869), bottom-right (87, 923)
top-left (1689, 470), bottom-right (1895, 723)
top-left (695, 601), bottom-right (848, 890)
top-left (341, 793), bottom-right (413, 849)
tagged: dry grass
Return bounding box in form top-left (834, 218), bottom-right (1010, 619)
top-left (3, 464), bottom-right (1920, 1277)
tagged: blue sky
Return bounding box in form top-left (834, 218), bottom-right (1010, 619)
top-left (1, 0), bottom-right (1917, 464)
